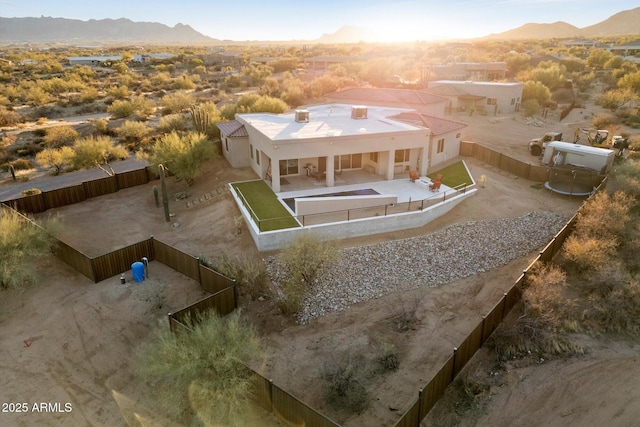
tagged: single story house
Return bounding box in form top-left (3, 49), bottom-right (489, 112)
top-left (424, 62), bottom-right (507, 82)
top-left (425, 80), bottom-right (523, 114)
top-left (218, 103), bottom-right (466, 193)
top-left (67, 56), bottom-right (122, 66)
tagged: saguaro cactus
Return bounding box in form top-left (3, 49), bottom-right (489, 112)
top-left (190, 105), bottom-right (210, 135)
top-left (158, 164), bottom-right (170, 222)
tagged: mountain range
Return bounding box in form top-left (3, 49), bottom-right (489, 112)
top-left (0, 7), bottom-right (639, 46)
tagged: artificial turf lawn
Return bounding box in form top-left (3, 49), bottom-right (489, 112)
top-left (428, 160), bottom-right (474, 188)
top-left (231, 180), bottom-right (300, 231)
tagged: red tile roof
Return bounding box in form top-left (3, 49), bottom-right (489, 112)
top-left (326, 88), bottom-right (447, 106)
top-left (217, 120), bottom-right (247, 137)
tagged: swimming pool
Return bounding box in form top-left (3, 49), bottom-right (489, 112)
top-left (283, 188), bottom-right (380, 211)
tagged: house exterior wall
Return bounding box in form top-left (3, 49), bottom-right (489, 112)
top-left (236, 114), bottom-right (430, 192)
top-left (222, 136), bottom-right (250, 168)
top-left (428, 132), bottom-right (462, 171)
top-left (231, 186), bottom-right (477, 251)
top-left (429, 81), bottom-right (523, 114)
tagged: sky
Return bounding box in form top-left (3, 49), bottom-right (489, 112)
top-left (0, 0), bottom-right (637, 42)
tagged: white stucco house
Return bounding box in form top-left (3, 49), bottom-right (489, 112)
top-left (218, 103), bottom-right (466, 193)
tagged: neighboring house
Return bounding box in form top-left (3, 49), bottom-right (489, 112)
top-left (425, 80), bottom-right (523, 114)
top-left (607, 41), bottom-right (640, 56)
top-left (324, 87), bottom-right (448, 117)
top-left (67, 56), bottom-right (122, 66)
top-left (303, 55), bottom-right (366, 72)
top-left (424, 62), bottom-right (507, 82)
top-left (204, 51), bottom-right (244, 69)
top-left (218, 103), bottom-right (466, 193)
top-left (131, 53), bottom-right (177, 63)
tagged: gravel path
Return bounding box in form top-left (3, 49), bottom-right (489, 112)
top-left (266, 211), bottom-right (568, 324)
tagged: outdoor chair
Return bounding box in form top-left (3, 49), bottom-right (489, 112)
top-left (429, 179), bottom-right (442, 192)
top-left (409, 170), bottom-right (419, 182)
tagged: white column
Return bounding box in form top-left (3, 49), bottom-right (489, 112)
top-left (386, 150), bottom-right (394, 180)
top-left (326, 155), bottom-right (335, 187)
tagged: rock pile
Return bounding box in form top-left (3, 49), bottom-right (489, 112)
top-left (266, 211), bottom-right (568, 324)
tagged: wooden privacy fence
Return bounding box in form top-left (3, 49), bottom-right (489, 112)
top-left (460, 141), bottom-right (550, 182)
top-left (2, 167), bottom-right (154, 214)
top-left (392, 180), bottom-right (603, 427)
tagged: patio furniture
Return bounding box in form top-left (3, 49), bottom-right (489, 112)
top-left (409, 170), bottom-right (419, 182)
top-left (429, 179), bottom-right (442, 192)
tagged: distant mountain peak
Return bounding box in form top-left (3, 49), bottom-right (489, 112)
top-left (0, 16), bottom-right (218, 45)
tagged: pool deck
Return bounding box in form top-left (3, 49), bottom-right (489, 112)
top-left (276, 170), bottom-right (452, 205)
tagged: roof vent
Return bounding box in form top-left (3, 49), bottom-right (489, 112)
top-left (351, 106), bottom-right (368, 120)
top-left (295, 109), bottom-right (309, 123)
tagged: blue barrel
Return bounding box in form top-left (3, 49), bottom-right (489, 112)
top-left (132, 262), bottom-right (145, 283)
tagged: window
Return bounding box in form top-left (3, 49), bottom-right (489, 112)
top-left (370, 152), bottom-right (378, 163)
top-left (256, 149), bottom-right (260, 165)
top-left (225, 138), bottom-right (229, 152)
top-left (437, 138), bottom-right (445, 153)
top-left (250, 144), bottom-right (254, 160)
top-left (511, 98), bottom-right (515, 105)
top-left (456, 133), bottom-right (461, 138)
top-left (279, 159), bottom-right (299, 175)
top-left (486, 98), bottom-right (497, 105)
top-left (394, 149), bottom-right (410, 163)
top-left (334, 153), bottom-right (362, 170)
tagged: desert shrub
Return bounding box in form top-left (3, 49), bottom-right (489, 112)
top-left (72, 135), bottom-right (128, 176)
top-left (592, 113), bottom-right (619, 129)
top-left (578, 266), bottom-right (640, 337)
top-left (36, 117), bottom-right (48, 125)
top-left (114, 120), bottom-right (152, 148)
top-left (0, 106), bottom-right (22, 127)
top-left (562, 234), bottom-right (617, 273)
top-left (613, 159), bottom-right (640, 198)
top-left (9, 142), bottom-right (42, 157)
top-left (35, 146), bottom-right (75, 175)
top-left (214, 252), bottom-right (267, 299)
top-left (107, 99), bottom-right (135, 118)
top-left (8, 158), bottom-right (34, 171)
top-left (323, 353), bottom-right (369, 413)
top-left (107, 95), bottom-right (155, 119)
top-left (43, 125), bottom-right (78, 148)
top-left (277, 233), bottom-right (338, 314)
top-left (0, 208), bottom-right (59, 289)
top-left (387, 295), bottom-right (420, 332)
top-left (490, 263), bottom-right (585, 361)
top-left (573, 191), bottom-right (633, 240)
top-left (157, 113), bottom-right (188, 133)
top-left (521, 99), bottom-right (540, 117)
top-left (172, 75), bottom-right (195, 90)
top-left (93, 118), bottom-right (111, 135)
top-left (376, 343), bottom-right (399, 372)
top-left (452, 366), bottom-right (492, 414)
top-left (20, 188), bottom-right (41, 196)
top-left (135, 310), bottom-right (264, 426)
top-left (141, 131), bottom-right (215, 186)
top-left (161, 91), bottom-right (195, 114)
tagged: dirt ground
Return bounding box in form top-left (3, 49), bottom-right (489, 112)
top-left (1, 98), bottom-right (638, 427)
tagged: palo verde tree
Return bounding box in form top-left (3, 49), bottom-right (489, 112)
top-left (35, 146), bottom-right (75, 175)
top-left (0, 208), bottom-right (59, 290)
top-left (134, 310), bottom-right (264, 426)
top-left (141, 131), bottom-right (216, 186)
top-left (72, 135), bottom-right (128, 176)
top-left (277, 233), bottom-right (339, 314)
